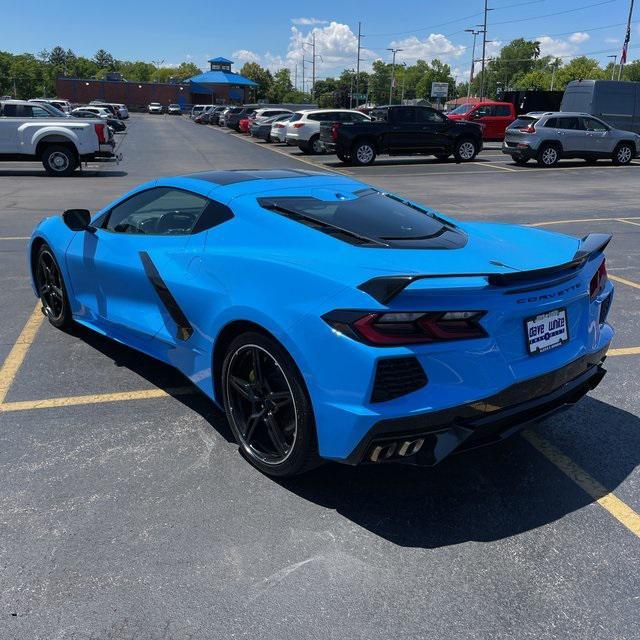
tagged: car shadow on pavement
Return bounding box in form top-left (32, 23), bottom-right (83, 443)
top-left (67, 324), bottom-right (638, 548)
top-left (0, 169), bottom-right (128, 178)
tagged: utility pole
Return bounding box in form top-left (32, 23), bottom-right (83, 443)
top-left (312, 33), bottom-right (316, 98)
top-left (302, 53), bottom-right (305, 96)
top-left (607, 54), bottom-right (617, 80)
top-left (550, 58), bottom-right (560, 91)
top-left (465, 28), bottom-right (482, 98)
top-left (387, 48), bottom-right (402, 104)
top-left (355, 21), bottom-right (362, 108)
top-left (479, 0), bottom-right (490, 100)
top-left (618, 0), bottom-right (635, 80)
top-left (400, 62), bottom-right (407, 103)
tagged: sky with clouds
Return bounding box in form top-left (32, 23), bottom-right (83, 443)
top-left (3, 0), bottom-right (638, 83)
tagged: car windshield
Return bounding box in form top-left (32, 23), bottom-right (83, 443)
top-left (258, 190), bottom-right (458, 248)
top-left (448, 103), bottom-right (475, 115)
top-left (508, 116), bottom-right (536, 129)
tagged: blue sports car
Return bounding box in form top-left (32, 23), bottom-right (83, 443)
top-left (28, 169), bottom-right (614, 476)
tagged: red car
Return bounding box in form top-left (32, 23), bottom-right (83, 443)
top-left (238, 118), bottom-right (250, 133)
top-left (447, 101), bottom-right (515, 141)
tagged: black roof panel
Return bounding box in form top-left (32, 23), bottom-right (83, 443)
top-left (186, 169), bottom-right (323, 185)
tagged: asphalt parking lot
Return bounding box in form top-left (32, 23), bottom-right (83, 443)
top-left (1, 113), bottom-right (638, 640)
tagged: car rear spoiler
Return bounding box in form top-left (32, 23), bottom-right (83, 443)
top-left (358, 233), bottom-right (611, 304)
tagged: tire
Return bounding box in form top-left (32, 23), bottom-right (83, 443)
top-left (34, 243), bottom-right (73, 329)
top-left (453, 138), bottom-right (478, 162)
top-left (434, 153), bottom-right (450, 161)
top-left (298, 143), bottom-right (311, 154)
top-left (308, 135), bottom-right (326, 155)
top-left (536, 143), bottom-right (560, 167)
top-left (352, 141), bottom-right (376, 166)
top-left (612, 142), bottom-right (634, 166)
top-left (513, 156), bottom-right (529, 166)
top-left (41, 145), bottom-right (78, 177)
top-left (222, 331), bottom-right (321, 477)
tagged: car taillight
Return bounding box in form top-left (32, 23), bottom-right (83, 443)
top-left (519, 125), bottom-right (535, 133)
top-left (323, 310), bottom-right (487, 346)
top-left (94, 123), bottom-right (106, 143)
top-left (590, 259), bottom-right (607, 299)
top-left (275, 123), bottom-right (285, 128)
top-left (331, 122), bottom-right (341, 141)
top-left (293, 123), bottom-right (304, 128)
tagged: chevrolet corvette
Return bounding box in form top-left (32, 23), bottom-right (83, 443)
top-left (28, 169), bottom-right (614, 476)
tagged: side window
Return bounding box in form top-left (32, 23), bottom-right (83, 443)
top-left (474, 105), bottom-right (493, 117)
top-left (352, 112), bottom-right (370, 122)
top-left (1, 104), bottom-right (18, 116)
top-left (544, 117), bottom-right (558, 128)
top-left (416, 108), bottom-right (445, 123)
top-left (494, 105), bottom-right (512, 116)
top-left (582, 117), bottom-right (608, 132)
top-left (30, 106), bottom-right (53, 118)
top-left (557, 117), bottom-right (580, 130)
top-left (104, 188), bottom-right (211, 235)
top-left (394, 107), bottom-right (416, 123)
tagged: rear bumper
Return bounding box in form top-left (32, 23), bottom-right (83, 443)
top-left (342, 345), bottom-right (608, 466)
top-left (502, 142), bottom-right (538, 159)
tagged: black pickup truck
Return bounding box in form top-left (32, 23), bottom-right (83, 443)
top-left (320, 105), bottom-right (483, 165)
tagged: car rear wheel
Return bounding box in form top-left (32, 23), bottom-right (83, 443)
top-left (222, 332), bottom-right (321, 477)
top-left (612, 142), bottom-right (633, 165)
top-left (453, 138), bottom-right (478, 162)
top-left (35, 244), bottom-right (72, 329)
top-left (352, 141), bottom-right (376, 166)
top-left (308, 135), bottom-right (326, 155)
top-left (42, 145), bottom-right (78, 177)
top-left (537, 144), bottom-right (560, 167)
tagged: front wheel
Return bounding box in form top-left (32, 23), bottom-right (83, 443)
top-left (42, 145), bottom-right (78, 177)
top-left (35, 244), bottom-right (73, 329)
top-left (352, 141), bottom-right (376, 166)
top-left (453, 138), bottom-right (478, 162)
top-left (612, 142), bottom-right (634, 165)
top-left (222, 332), bottom-right (321, 477)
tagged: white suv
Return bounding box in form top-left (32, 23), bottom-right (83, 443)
top-left (148, 103), bottom-right (163, 114)
top-left (285, 109), bottom-right (371, 154)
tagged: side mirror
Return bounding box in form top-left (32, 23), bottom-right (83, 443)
top-left (63, 209), bottom-right (94, 232)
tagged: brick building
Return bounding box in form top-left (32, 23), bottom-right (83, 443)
top-left (56, 56), bottom-right (258, 111)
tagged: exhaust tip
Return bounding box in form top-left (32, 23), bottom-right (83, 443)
top-left (398, 438), bottom-right (425, 457)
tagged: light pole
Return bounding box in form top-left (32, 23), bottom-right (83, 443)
top-left (479, 0), bottom-right (493, 100)
top-left (465, 28), bottom-right (482, 98)
top-left (607, 54), bottom-right (618, 80)
top-left (387, 48), bottom-right (402, 104)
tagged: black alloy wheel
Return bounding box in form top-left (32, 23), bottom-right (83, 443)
top-left (35, 245), bottom-right (71, 328)
top-left (222, 332), bottom-right (320, 476)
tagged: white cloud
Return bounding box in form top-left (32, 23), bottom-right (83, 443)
top-left (291, 17), bottom-right (328, 26)
top-left (232, 49), bottom-right (261, 64)
top-left (537, 32), bottom-right (589, 58)
top-left (569, 32), bottom-right (590, 44)
top-left (388, 33), bottom-right (466, 63)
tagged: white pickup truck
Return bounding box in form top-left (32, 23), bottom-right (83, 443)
top-left (0, 99), bottom-right (122, 176)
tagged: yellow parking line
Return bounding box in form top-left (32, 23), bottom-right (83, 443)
top-left (616, 218), bottom-right (640, 227)
top-left (0, 302), bottom-right (43, 404)
top-left (476, 162), bottom-right (519, 172)
top-left (0, 386), bottom-right (196, 413)
top-left (609, 274), bottom-right (640, 290)
top-left (522, 429), bottom-right (640, 538)
top-left (608, 347), bottom-right (640, 356)
top-left (529, 216), bottom-right (640, 227)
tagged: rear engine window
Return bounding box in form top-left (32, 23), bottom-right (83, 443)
top-left (258, 191), bottom-right (466, 249)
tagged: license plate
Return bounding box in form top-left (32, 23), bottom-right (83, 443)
top-left (525, 308), bottom-right (568, 354)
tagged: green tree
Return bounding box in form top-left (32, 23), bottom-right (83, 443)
top-left (555, 56), bottom-right (604, 88)
top-left (268, 68), bottom-right (293, 102)
top-left (93, 49), bottom-right (115, 70)
top-left (239, 62), bottom-right (273, 100)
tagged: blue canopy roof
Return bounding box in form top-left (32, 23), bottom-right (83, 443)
top-left (208, 56), bottom-right (233, 64)
top-left (187, 71), bottom-right (258, 87)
